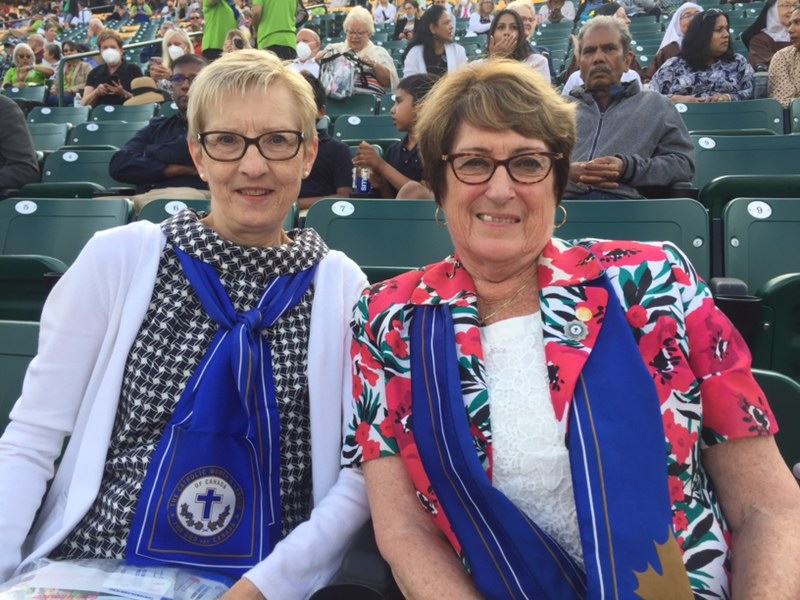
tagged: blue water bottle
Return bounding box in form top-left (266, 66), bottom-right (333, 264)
top-left (356, 167), bottom-right (372, 195)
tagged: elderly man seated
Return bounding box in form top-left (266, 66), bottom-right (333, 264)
top-left (565, 16), bottom-right (694, 199)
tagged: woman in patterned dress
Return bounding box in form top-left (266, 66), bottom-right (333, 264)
top-left (344, 60), bottom-right (800, 599)
top-left (0, 50), bottom-right (369, 600)
top-left (650, 9), bottom-right (754, 102)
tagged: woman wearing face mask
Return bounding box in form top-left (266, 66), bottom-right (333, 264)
top-left (82, 29), bottom-right (143, 107)
top-left (149, 29), bottom-right (194, 96)
top-left (394, 0), bottom-right (421, 41)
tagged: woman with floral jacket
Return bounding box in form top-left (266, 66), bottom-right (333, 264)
top-left (343, 61), bottom-right (800, 599)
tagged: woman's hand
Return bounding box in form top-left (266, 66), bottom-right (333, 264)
top-left (489, 32), bottom-right (517, 58)
top-left (150, 62), bottom-right (171, 81)
top-left (707, 93), bottom-right (733, 103)
top-left (220, 578), bottom-right (266, 600)
top-left (353, 141), bottom-right (383, 172)
top-left (670, 94), bottom-right (700, 104)
top-left (106, 80), bottom-right (129, 99)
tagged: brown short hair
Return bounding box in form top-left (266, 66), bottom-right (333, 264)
top-left (415, 59), bottom-right (576, 204)
top-left (96, 29), bottom-right (124, 50)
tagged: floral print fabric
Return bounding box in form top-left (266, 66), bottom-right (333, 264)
top-left (650, 54), bottom-right (755, 100)
top-left (343, 237), bottom-right (776, 598)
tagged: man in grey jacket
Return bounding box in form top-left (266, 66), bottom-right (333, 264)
top-left (565, 17), bottom-right (694, 200)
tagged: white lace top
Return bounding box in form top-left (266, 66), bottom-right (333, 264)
top-left (480, 313), bottom-right (585, 569)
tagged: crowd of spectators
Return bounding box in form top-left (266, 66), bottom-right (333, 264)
top-left (0, 0), bottom-right (799, 199)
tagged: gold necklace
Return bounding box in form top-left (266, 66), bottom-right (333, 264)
top-left (479, 279), bottom-right (532, 326)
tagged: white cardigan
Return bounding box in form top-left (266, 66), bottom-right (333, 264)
top-left (402, 42), bottom-right (468, 77)
top-left (0, 220), bottom-right (370, 600)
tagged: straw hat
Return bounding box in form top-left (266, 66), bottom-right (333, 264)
top-left (124, 76), bottom-right (168, 106)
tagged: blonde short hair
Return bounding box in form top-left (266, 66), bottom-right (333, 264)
top-left (187, 49), bottom-right (317, 150)
top-left (416, 60), bottom-right (576, 203)
top-left (344, 6), bottom-right (375, 36)
top-left (162, 28), bottom-right (194, 69)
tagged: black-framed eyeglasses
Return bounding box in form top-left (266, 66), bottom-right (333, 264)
top-left (198, 130), bottom-right (304, 162)
top-left (170, 73), bottom-right (197, 84)
top-left (442, 151), bottom-right (563, 184)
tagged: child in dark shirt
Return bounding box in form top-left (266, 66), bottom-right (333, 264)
top-left (352, 73), bottom-right (438, 198)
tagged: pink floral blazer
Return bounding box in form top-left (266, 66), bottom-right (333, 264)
top-left (343, 237), bottom-right (777, 597)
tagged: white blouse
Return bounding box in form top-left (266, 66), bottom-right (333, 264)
top-left (480, 313), bottom-right (584, 568)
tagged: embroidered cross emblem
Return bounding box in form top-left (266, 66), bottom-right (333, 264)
top-left (196, 488), bottom-right (223, 520)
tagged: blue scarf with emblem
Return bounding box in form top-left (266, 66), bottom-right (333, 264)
top-left (127, 247), bottom-right (316, 577)
top-left (409, 273), bottom-right (693, 599)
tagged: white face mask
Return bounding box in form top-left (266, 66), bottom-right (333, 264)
top-left (101, 48), bottom-right (122, 65)
top-left (296, 41), bottom-right (312, 61)
top-left (167, 44), bottom-right (185, 60)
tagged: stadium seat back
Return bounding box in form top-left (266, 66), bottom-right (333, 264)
top-left (678, 99), bottom-right (784, 135)
top-left (0, 320), bottom-right (40, 435)
top-left (305, 198), bottom-right (454, 283)
top-left (90, 103), bottom-right (158, 122)
top-left (752, 369), bottom-right (800, 479)
top-left (0, 198), bottom-right (134, 265)
top-left (68, 120), bottom-right (148, 148)
top-left (750, 274), bottom-right (800, 384)
top-left (560, 198), bottom-right (711, 281)
top-left (691, 134), bottom-right (800, 189)
top-left (41, 148), bottom-right (127, 191)
top-left (0, 255), bottom-right (66, 321)
top-left (27, 122), bottom-right (70, 154)
top-left (722, 197), bottom-right (800, 292)
top-left (27, 105), bottom-right (90, 126)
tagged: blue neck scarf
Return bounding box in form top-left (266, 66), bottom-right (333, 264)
top-left (409, 274), bottom-right (692, 599)
top-left (127, 247), bottom-right (316, 577)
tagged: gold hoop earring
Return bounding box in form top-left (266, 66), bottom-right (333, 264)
top-left (435, 206), bottom-right (447, 228)
top-left (555, 204), bottom-right (568, 229)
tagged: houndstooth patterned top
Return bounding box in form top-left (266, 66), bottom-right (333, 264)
top-left (52, 210), bottom-right (327, 559)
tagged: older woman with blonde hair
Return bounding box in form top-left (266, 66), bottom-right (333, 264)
top-left (344, 59), bottom-right (800, 598)
top-left (320, 6), bottom-right (398, 98)
top-left (149, 28), bottom-right (195, 94)
top-left (0, 50), bottom-right (369, 600)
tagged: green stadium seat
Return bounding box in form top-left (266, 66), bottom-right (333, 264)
top-left (41, 148), bottom-right (130, 192)
top-left (27, 123), bottom-right (70, 154)
top-left (90, 102), bottom-right (158, 122)
top-left (377, 92), bottom-right (396, 114)
top-left (721, 197), bottom-right (800, 293)
top-left (18, 182), bottom-right (108, 198)
top-left (0, 198), bottom-right (134, 265)
top-left (676, 98), bottom-right (784, 135)
top-left (751, 369), bottom-right (800, 479)
top-left (67, 120), bottom-right (148, 147)
top-left (333, 114), bottom-right (401, 143)
top-left (138, 199), bottom-right (299, 230)
top-left (305, 198), bottom-right (453, 283)
top-left (0, 255), bottom-right (66, 321)
top-left (697, 174), bottom-right (800, 277)
top-left (157, 100), bottom-right (179, 118)
top-left (2, 85), bottom-right (49, 109)
top-left (325, 95), bottom-right (377, 121)
top-left (691, 134), bottom-right (800, 189)
top-left (0, 320), bottom-right (40, 435)
top-left (789, 98), bottom-right (800, 133)
top-left (27, 105), bottom-right (90, 126)
top-left (750, 274), bottom-right (800, 384)
top-left (560, 198), bottom-right (711, 281)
